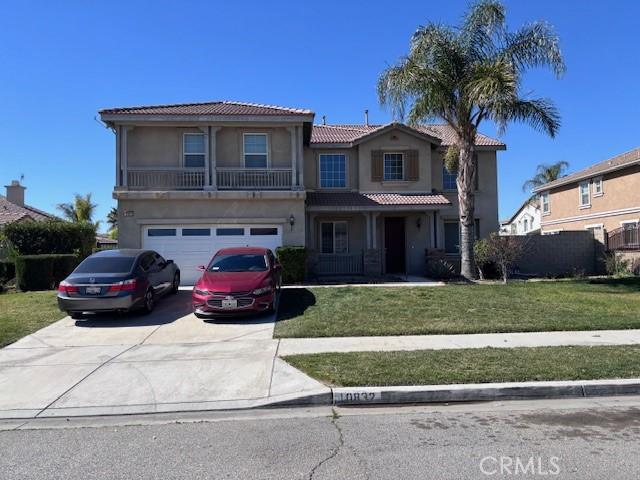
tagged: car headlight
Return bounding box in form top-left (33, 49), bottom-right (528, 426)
top-left (252, 285), bottom-right (272, 296)
top-left (194, 288), bottom-right (211, 296)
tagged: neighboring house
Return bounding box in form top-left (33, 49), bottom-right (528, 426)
top-left (96, 235), bottom-right (118, 249)
top-left (0, 180), bottom-right (56, 227)
top-left (500, 199), bottom-right (541, 235)
top-left (533, 148), bottom-right (640, 243)
top-left (99, 101), bottom-right (505, 284)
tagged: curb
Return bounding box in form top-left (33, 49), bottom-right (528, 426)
top-left (329, 378), bottom-right (640, 406)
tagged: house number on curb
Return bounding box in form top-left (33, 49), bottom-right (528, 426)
top-left (334, 391), bottom-right (381, 403)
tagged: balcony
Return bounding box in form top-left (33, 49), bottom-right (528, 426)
top-left (125, 167), bottom-right (293, 191)
top-left (608, 225), bottom-right (640, 251)
top-left (217, 168), bottom-right (292, 190)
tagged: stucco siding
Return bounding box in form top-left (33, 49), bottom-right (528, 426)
top-left (542, 165), bottom-right (640, 232)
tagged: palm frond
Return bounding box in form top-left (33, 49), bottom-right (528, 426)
top-left (460, 0), bottom-right (505, 59)
top-left (503, 21), bottom-right (566, 77)
top-left (491, 97), bottom-right (561, 137)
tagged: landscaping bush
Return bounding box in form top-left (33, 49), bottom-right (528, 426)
top-left (604, 252), bottom-right (630, 276)
top-left (425, 258), bottom-right (456, 280)
top-left (15, 254), bottom-right (80, 291)
top-left (0, 260), bottom-right (15, 284)
top-left (4, 221), bottom-right (95, 259)
top-left (276, 246), bottom-right (306, 284)
top-left (473, 238), bottom-right (500, 280)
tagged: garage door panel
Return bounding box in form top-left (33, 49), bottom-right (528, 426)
top-left (143, 225), bottom-right (282, 285)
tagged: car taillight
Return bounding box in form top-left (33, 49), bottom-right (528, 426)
top-left (58, 281), bottom-right (78, 294)
top-left (108, 279), bottom-right (137, 293)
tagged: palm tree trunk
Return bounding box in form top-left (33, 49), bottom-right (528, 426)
top-left (457, 141), bottom-right (477, 281)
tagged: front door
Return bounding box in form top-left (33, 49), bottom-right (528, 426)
top-left (384, 217), bottom-right (406, 274)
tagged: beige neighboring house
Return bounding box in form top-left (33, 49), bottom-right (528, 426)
top-left (0, 180), bottom-right (56, 227)
top-left (500, 198), bottom-right (541, 235)
top-left (99, 101), bottom-right (505, 284)
top-left (533, 148), bottom-right (640, 244)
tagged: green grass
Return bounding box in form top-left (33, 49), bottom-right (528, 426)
top-left (0, 290), bottom-right (65, 347)
top-left (284, 345), bottom-right (640, 387)
top-left (274, 278), bottom-right (640, 338)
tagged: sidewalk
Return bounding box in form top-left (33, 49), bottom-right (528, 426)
top-left (277, 329), bottom-right (640, 356)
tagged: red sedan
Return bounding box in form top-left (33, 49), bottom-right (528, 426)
top-left (192, 247), bottom-right (282, 317)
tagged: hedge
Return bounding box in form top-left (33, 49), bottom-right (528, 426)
top-left (276, 246), bottom-right (306, 284)
top-left (4, 221), bottom-right (95, 259)
top-left (15, 254), bottom-right (80, 291)
top-left (0, 260), bottom-right (15, 284)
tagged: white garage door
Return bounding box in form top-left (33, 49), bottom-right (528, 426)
top-left (142, 224), bottom-right (283, 285)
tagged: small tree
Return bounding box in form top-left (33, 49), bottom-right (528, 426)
top-left (485, 232), bottom-right (529, 283)
top-left (57, 193), bottom-right (100, 230)
top-left (473, 237), bottom-right (491, 280)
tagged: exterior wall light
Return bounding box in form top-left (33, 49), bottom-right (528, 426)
top-left (289, 214), bottom-right (295, 231)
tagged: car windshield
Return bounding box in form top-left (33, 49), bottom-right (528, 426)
top-left (208, 253), bottom-right (268, 272)
top-left (74, 257), bottom-right (136, 274)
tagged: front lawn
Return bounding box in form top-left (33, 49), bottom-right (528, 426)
top-left (0, 290), bottom-right (65, 347)
top-left (284, 345), bottom-right (640, 386)
top-left (275, 278), bottom-right (640, 338)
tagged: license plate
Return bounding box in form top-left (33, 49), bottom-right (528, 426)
top-left (221, 299), bottom-right (237, 309)
top-left (86, 286), bottom-right (101, 295)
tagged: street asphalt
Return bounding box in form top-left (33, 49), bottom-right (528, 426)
top-left (1, 396), bottom-right (639, 479)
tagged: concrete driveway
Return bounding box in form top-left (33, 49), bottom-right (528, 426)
top-left (0, 291), bottom-right (328, 419)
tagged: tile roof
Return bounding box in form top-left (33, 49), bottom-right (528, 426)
top-left (310, 123), bottom-right (504, 147)
top-left (306, 192), bottom-right (451, 208)
top-left (100, 101), bottom-right (313, 116)
top-left (0, 195), bottom-right (57, 226)
top-left (534, 147), bottom-right (640, 192)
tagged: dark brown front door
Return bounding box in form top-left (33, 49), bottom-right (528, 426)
top-left (384, 217), bottom-right (406, 273)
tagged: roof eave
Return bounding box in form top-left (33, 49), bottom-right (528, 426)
top-left (99, 113), bottom-right (315, 124)
top-left (532, 159), bottom-right (640, 193)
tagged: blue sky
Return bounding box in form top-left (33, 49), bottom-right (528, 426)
top-left (1, 0), bottom-right (639, 229)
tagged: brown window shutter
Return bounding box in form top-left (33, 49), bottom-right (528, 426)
top-left (371, 150), bottom-right (383, 182)
top-left (406, 150), bottom-right (419, 181)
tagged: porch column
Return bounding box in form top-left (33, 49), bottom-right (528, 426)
top-left (288, 126), bottom-right (298, 189)
top-left (115, 126), bottom-right (122, 187)
top-left (365, 213), bottom-right (372, 248)
top-left (297, 125), bottom-right (304, 189)
top-left (120, 126), bottom-right (134, 188)
top-left (372, 213), bottom-right (379, 249)
top-left (432, 211), bottom-right (439, 248)
top-left (198, 126), bottom-right (211, 189)
top-left (308, 213), bottom-right (316, 250)
top-left (210, 127), bottom-right (220, 190)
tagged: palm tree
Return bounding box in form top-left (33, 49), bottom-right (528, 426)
top-left (107, 207), bottom-right (118, 231)
top-left (377, 0), bottom-right (564, 280)
top-left (522, 161), bottom-right (569, 194)
top-left (57, 193), bottom-right (100, 230)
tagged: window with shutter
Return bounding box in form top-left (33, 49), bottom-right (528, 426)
top-left (406, 150), bottom-right (419, 181)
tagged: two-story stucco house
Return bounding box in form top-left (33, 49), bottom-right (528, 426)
top-left (533, 148), bottom-right (640, 242)
top-left (99, 101), bottom-right (505, 284)
top-left (499, 199), bottom-right (541, 235)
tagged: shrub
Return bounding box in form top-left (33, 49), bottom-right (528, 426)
top-left (15, 254), bottom-right (80, 291)
top-left (605, 252), bottom-right (630, 276)
top-left (0, 260), bottom-right (15, 284)
top-left (425, 258), bottom-right (456, 280)
top-left (275, 246), bottom-right (306, 284)
top-left (4, 221), bottom-right (95, 259)
top-left (480, 233), bottom-right (530, 283)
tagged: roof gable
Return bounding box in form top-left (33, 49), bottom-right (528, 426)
top-left (0, 195), bottom-right (57, 226)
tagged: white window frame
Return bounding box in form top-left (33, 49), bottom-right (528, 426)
top-left (320, 221), bottom-right (349, 254)
top-left (318, 153), bottom-right (348, 189)
top-left (620, 219), bottom-right (640, 228)
top-left (592, 176), bottom-right (603, 196)
top-left (542, 229), bottom-right (563, 235)
top-left (242, 133), bottom-right (269, 168)
top-left (383, 152), bottom-right (405, 181)
top-left (182, 133), bottom-right (206, 168)
top-left (585, 223), bottom-right (604, 230)
top-left (541, 191), bottom-right (550, 215)
top-left (578, 181), bottom-right (591, 208)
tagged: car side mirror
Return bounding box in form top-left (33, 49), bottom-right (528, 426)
top-left (166, 259), bottom-right (174, 265)
top-left (197, 265), bottom-right (206, 271)
top-left (274, 263), bottom-right (282, 271)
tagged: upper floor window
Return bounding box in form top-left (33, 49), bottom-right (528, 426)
top-left (243, 133), bottom-right (268, 168)
top-left (383, 153), bottom-right (404, 181)
top-left (579, 181), bottom-right (590, 207)
top-left (593, 177), bottom-right (603, 196)
top-left (183, 133), bottom-right (205, 167)
top-left (541, 191), bottom-right (550, 214)
top-left (319, 154), bottom-right (346, 188)
top-left (443, 166), bottom-right (457, 190)
top-left (523, 218), bottom-right (529, 232)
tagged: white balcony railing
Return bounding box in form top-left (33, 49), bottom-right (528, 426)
top-left (217, 168), bottom-right (292, 190)
top-left (127, 168), bottom-right (205, 190)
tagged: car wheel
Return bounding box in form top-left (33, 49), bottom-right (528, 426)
top-left (141, 289), bottom-right (155, 315)
top-left (70, 312), bottom-right (84, 320)
top-left (172, 273), bottom-right (180, 294)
